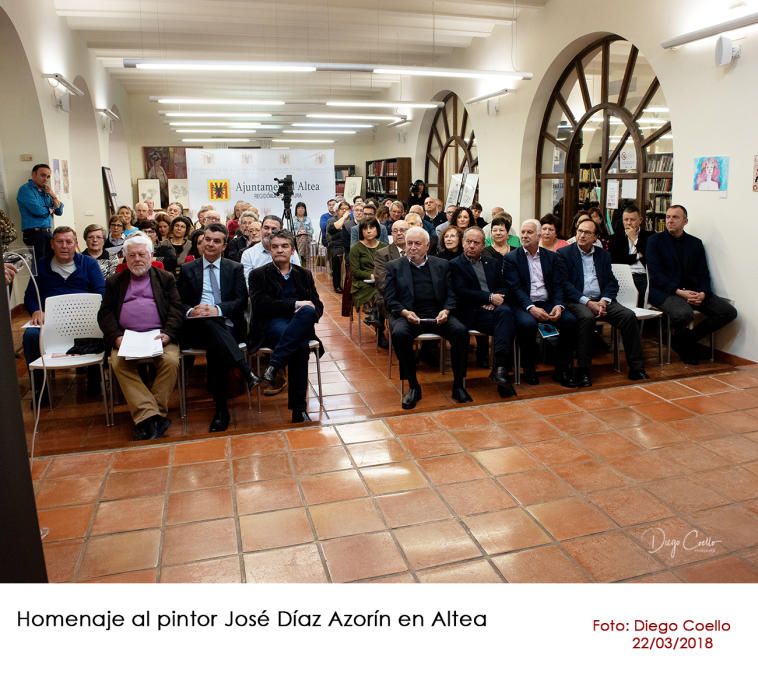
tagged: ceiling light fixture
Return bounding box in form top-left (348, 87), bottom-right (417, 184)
top-left (131, 60), bottom-right (315, 73)
top-left (373, 66), bottom-right (531, 80)
top-left (175, 129), bottom-right (257, 134)
top-left (306, 113), bottom-right (397, 121)
top-left (160, 111), bottom-right (273, 118)
top-left (272, 139), bottom-right (335, 144)
top-left (293, 122), bottom-right (374, 129)
top-left (283, 129), bottom-right (356, 135)
top-left (152, 97), bottom-right (285, 106)
top-left (169, 121), bottom-right (261, 127)
top-left (387, 119), bottom-right (411, 128)
top-left (181, 138), bottom-right (252, 143)
top-left (97, 108), bottom-right (120, 121)
top-left (465, 88), bottom-right (510, 105)
top-left (325, 100), bottom-right (442, 109)
top-left (42, 73), bottom-right (84, 96)
top-left (661, 11), bottom-right (758, 48)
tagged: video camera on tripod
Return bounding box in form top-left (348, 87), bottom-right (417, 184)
top-left (274, 174), bottom-right (295, 230)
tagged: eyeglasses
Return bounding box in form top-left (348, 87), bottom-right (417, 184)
top-left (576, 228), bottom-right (596, 236)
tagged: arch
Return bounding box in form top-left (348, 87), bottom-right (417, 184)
top-left (423, 92), bottom-right (478, 204)
top-left (533, 35), bottom-right (673, 237)
top-left (68, 76), bottom-right (107, 237)
top-left (0, 8), bottom-right (48, 224)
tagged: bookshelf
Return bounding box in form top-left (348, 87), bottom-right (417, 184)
top-left (645, 153), bottom-right (673, 232)
top-left (334, 164), bottom-right (356, 196)
top-left (365, 157), bottom-right (411, 200)
top-left (577, 162), bottom-right (601, 207)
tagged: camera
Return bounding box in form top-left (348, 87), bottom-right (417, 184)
top-left (409, 179), bottom-right (424, 195)
top-left (274, 174), bottom-right (294, 204)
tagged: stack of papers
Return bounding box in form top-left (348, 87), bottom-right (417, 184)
top-left (118, 329), bottom-right (164, 360)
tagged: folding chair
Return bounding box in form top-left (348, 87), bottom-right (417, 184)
top-left (252, 340), bottom-right (323, 413)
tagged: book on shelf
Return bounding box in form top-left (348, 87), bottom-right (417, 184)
top-left (648, 154), bottom-right (673, 172)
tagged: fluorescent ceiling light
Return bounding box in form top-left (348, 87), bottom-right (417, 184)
top-left (283, 129), bottom-right (356, 135)
top-left (169, 121), bottom-right (261, 127)
top-left (42, 73), bottom-right (84, 96)
top-left (161, 111), bottom-right (272, 118)
top-left (153, 98), bottom-right (285, 106)
top-left (643, 107), bottom-right (670, 113)
top-left (272, 139), bottom-right (334, 143)
top-left (97, 108), bottom-right (120, 121)
top-left (182, 138), bottom-right (252, 143)
top-left (373, 66), bottom-right (531, 80)
top-left (293, 122), bottom-right (374, 129)
top-left (465, 88), bottom-right (510, 105)
top-left (325, 100), bottom-right (441, 109)
top-left (132, 60), bottom-right (314, 73)
top-left (387, 119), bottom-right (411, 127)
top-left (307, 113), bottom-right (397, 121)
top-left (661, 11), bottom-right (758, 48)
top-left (175, 129), bottom-right (257, 134)
top-left (637, 117), bottom-right (666, 124)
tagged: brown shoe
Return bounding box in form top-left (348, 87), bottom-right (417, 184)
top-left (263, 366), bottom-right (287, 395)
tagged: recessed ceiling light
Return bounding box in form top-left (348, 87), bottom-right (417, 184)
top-left (283, 130), bottom-right (356, 135)
top-left (175, 129), bottom-right (257, 134)
top-left (153, 98), bottom-right (285, 106)
top-left (169, 121), bottom-right (261, 127)
top-left (306, 113), bottom-right (397, 121)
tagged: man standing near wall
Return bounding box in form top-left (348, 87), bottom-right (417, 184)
top-left (16, 164), bottom-right (63, 265)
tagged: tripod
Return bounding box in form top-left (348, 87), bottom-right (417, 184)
top-left (282, 197), bottom-right (294, 232)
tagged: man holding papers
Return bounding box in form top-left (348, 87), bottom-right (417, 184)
top-left (98, 234), bottom-right (183, 440)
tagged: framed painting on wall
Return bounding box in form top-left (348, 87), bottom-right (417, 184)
top-left (142, 146), bottom-right (188, 207)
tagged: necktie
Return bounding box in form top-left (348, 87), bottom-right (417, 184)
top-left (208, 263), bottom-right (222, 305)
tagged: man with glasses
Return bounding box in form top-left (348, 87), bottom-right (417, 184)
top-left (560, 217), bottom-right (647, 386)
top-left (383, 226), bottom-right (471, 409)
top-left (241, 215), bottom-right (301, 282)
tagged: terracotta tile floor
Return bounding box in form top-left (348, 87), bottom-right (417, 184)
top-left (13, 271), bottom-right (758, 582)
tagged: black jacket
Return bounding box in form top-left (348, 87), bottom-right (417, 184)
top-left (383, 256), bottom-right (455, 318)
top-left (503, 246), bottom-right (567, 310)
top-left (98, 267), bottom-right (184, 351)
top-left (247, 263), bottom-right (324, 354)
top-left (449, 254), bottom-right (506, 317)
top-left (609, 228), bottom-right (654, 268)
top-left (558, 243), bottom-right (619, 303)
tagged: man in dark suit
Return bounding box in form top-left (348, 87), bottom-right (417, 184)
top-left (98, 234), bottom-right (184, 440)
top-left (646, 204), bottom-right (737, 364)
top-left (372, 219), bottom-right (408, 349)
top-left (450, 226), bottom-right (516, 397)
top-left (177, 223), bottom-right (260, 432)
top-left (383, 226), bottom-right (471, 409)
top-left (609, 204), bottom-right (655, 307)
top-left (249, 231), bottom-right (324, 423)
top-left (559, 218), bottom-right (647, 386)
top-left (503, 219), bottom-right (577, 387)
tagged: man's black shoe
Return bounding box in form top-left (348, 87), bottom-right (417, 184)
top-left (377, 331), bottom-right (389, 349)
top-left (452, 386), bottom-right (473, 403)
top-left (402, 386), bottom-right (422, 410)
top-left (154, 416), bottom-right (172, 438)
top-left (246, 371), bottom-right (261, 391)
top-left (262, 365), bottom-right (279, 385)
top-left (554, 369), bottom-right (578, 388)
top-left (291, 410), bottom-right (312, 423)
top-left (628, 368), bottom-right (649, 381)
top-left (209, 408), bottom-right (230, 432)
top-left (523, 368), bottom-right (539, 385)
top-left (575, 369), bottom-right (592, 388)
top-left (497, 382), bottom-right (517, 398)
top-left (134, 417), bottom-right (158, 440)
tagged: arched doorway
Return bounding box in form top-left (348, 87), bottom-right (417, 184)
top-left (424, 92), bottom-right (478, 204)
top-left (535, 35), bottom-right (673, 235)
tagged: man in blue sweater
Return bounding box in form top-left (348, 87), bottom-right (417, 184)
top-left (16, 164), bottom-right (64, 265)
top-left (23, 226), bottom-right (105, 401)
top-left (646, 205), bottom-right (737, 364)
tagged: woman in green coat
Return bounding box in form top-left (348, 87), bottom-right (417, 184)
top-left (349, 217), bottom-right (387, 337)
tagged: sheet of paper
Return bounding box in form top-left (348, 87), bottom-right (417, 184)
top-left (118, 329), bottom-right (163, 360)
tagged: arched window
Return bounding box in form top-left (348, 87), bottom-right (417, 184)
top-left (536, 36), bottom-right (673, 235)
top-left (425, 92), bottom-right (478, 203)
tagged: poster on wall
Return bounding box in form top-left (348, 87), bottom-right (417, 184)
top-left (185, 148), bottom-right (335, 221)
top-left (444, 174), bottom-right (464, 209)
top-left (459, 174), bottom-right (479, 208)
top-left (343, 176), bottom-right (363, 204)
top-left (138, 179), bottom-right (161, 205)
top-left (620, 147), bottom-right (637, 171)
top-left (61, 160), bottom-right (70, 195)
top-left (753, 155), bottom-right (758, 192)
top-left (693, 155), bottom-right (729, 191)
top-left (168, 179), bottom-right (189, 208)
top-left (142, 146), bottom-right (188, 208)
top-left (605, 179), bottom-right (620, 209)
top-left (52, 159), bottom-right (62, 195)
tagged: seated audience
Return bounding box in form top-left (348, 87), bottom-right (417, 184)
top-left (588, 206), bottom-right (612, 249)
top-left (483, 215), bottom-right (516, 271)
top-left (23, 226), bottom-right (106, 403)
top-left (134, 201), bottom-right (150, 229)
top-left (154, 212), bottom-right (172, 242)
top-left (646, 204), bottom-right (737, 364)
top-left (167, 215), bottom-right (195, 271)
top-left (503, 219), bottom-right (577, 387)
top-left (178, 225), bottom-right (260, 433)
top-left (407, 206), bottom-right (437, 252)
top-left (350, 201), bottom-right (388, 246)
top-left (349, 218), bottom-right (388, 346)
top-left (117, 205), bottom-right (139, 236)
top-left (450, 227), bottom-right (517, 397)
top-left (609, 204), bottom-right (654, 307)
top-left (105, 215), bottom-right (126, 253)
top-left (97, 234), bottom-right (183, 440)
top-left (384, 227), bottom-right (471, 409)
top-left (436, 226), bottom-right (463, 261)
top-left (82, 224), bottom-right (110, 261)
top-left (166, 202), bottom-right (184, 220)
top-left (241, 216), bottom-right (301, 282)
top-left (226, 210), bottom-right (261, 262)
top-left (483, 207), bottom-right (505, 238)
top-left (435, 203), bottom-right (457, 238)
top-left (424, 196), bottom-right (447, 227)
top-left (539, 213), bottom-right (568, 252)
top-left (319, 199), bottom-right (337, 245)
top-left (249, 230), bottom-right (324, 424)
top-left (471, 202), bottom-right (487, 228)
top-left (559, 217), bottom-right (647, 385)
top-left (226, 200), bottom-right (252, 237)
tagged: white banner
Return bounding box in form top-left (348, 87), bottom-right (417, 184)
top-left (186, 149), bottom-right (335, 224)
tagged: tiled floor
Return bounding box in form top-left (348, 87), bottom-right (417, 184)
top-left (32, 366), bottom-right (758, 583)
top-left (15, 270), bottom-right (758, 583)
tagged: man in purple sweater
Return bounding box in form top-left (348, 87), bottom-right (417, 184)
top-left (98, 234), bottom-right (184, 439)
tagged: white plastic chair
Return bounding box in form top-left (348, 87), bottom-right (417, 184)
top-left (611, 264), bottom-right (664, 366)
top-left (29, 292), bottom-right (111, 424)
